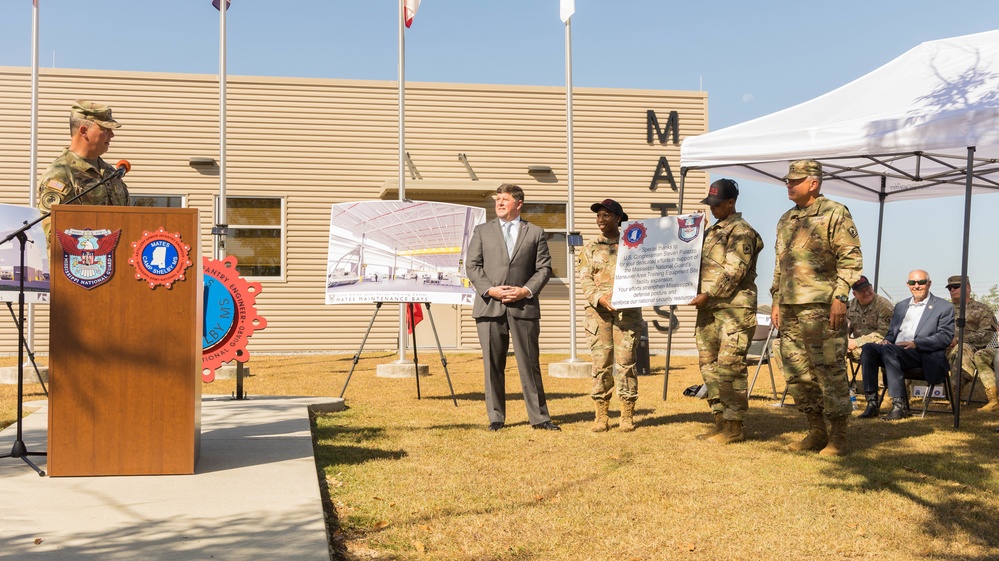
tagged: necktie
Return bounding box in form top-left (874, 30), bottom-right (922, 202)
top-left (504, 222), bottom-right (515, 258)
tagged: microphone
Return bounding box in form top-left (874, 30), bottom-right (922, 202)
top-left (114, 160), bottom-right (131, 178)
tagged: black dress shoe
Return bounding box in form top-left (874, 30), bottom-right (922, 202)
top-left (858, 400), bottom-right (880, 419)
top-left (488, 422), bottom-right (504, 431)
top-left (883, 400), bottom-right (911, 421)
top-left (531, 421), bottom-right (561, 431)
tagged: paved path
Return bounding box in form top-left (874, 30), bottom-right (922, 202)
top-left (0, 396), bottom-right (343, 560)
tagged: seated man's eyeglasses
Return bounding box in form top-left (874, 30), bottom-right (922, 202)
top-left (906, 279), bottom-right (929, 286)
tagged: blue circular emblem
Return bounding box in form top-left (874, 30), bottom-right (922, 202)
top-left (140, 240), bottom-right (180, 276)
top-left (203, 274), bottom-right (237, 351)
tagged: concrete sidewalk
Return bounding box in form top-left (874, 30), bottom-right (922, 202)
top-left (0, 395), bottom-right (343, 560)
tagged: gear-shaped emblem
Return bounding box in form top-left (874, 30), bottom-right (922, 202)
top-left (202, 256), bottom-right (267, 382)
top-left (622, 222), bottom-right (648, 248)
top-left (128, 228), bottom-right (192, 289)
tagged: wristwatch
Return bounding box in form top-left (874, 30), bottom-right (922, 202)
top-left (834, 295), bottom-right (849, 304)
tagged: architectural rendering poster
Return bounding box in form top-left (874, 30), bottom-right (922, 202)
top-left (0, 203), bottom-right (50, 303)
top-left (611, 213), bottom-right (704, 308)
top-left (325, 200), bottom-right (486, 305)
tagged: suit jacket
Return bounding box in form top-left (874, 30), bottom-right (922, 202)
top-left (466, 218), bottom-right (552, 319)
top-left (884, 293), bottom-right (955, 384)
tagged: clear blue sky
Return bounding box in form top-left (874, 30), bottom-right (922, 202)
top-left (3, 0), bottom-right (998, 302)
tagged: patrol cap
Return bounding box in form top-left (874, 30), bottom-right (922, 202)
top-left (852, 276), bottom-right (872, 291)
top-left (946, 275), bottom-right (967, 289)
top-left (71, 100), bottom-right (121, 129)
top-left (781, 159), bottom-right (822, 181)
top-left (701, 178), bottom-right (739, 205)
top-left (590, 199), bottom-right (628, 221)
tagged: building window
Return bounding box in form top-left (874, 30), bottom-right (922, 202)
top-left (521, 202), bottom-right (567, 278)
top-left (221, 197), bottom-right (285, 278)
top-left (130, 194), bottom-right (185, 207)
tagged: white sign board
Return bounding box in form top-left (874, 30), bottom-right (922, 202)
top-left (325, 200), bottom-right (486, 305)
top-left (611, 213), bottom-right (704, 309)
top-left (0, 204), bottom-right (50, 303)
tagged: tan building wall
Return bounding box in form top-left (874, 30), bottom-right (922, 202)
top-left (0, 66), bottom-right (708, 355)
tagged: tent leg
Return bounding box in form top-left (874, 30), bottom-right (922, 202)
top-left (955, 146), bottom-right (976, 429)
top-left (873, 176), bottom-right (886, 292)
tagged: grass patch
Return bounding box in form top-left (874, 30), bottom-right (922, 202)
top-left (3, 353), bottom-right (998, 560)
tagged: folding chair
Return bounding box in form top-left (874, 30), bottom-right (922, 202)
top-left (747, 323), bottom-right (782, 401)
top-left (878, 367), bottom-right (955, 419)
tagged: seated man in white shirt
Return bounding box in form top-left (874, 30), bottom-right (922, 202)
top-left (857, 270), bottom-right (955, 420)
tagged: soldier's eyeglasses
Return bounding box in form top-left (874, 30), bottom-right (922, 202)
top-left (906, 279), bottom-right (929, 286)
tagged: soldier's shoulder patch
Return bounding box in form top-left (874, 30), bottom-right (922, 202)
top-left (847, 226), bottom-right (859, 238)
top-left (45, 178), bottom-right (68, 194)
top-left (742, 243), bottom-right (753, 255)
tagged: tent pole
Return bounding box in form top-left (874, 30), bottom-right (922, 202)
top-left (955, 146), bottom-right (975, 429)
top-left (663, 168), bottom-right (688, 400)
top-left (873, 177), bottom-right (886, 292)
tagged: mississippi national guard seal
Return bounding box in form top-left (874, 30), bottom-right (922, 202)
top-left (56, 228), bottom-right (122, 290)
top-left (129, 228), bottom-right (193, 289)
top-left (678, 214), bottom-right (704, 243)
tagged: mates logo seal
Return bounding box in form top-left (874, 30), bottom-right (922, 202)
top-left (128, 228), bottom-right (193, 289)
top-left (622, 222), bottom-right (648, 249)
top-left (202, 256), bottom-right (267, 382)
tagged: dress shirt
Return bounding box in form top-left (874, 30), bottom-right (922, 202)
top-left (896, 297), bottom-right (929, 343)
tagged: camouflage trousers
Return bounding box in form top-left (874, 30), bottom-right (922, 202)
top-left (948, 345), bottom-right (997, 391)
top-left (777, 303), bottom-right (851, 419)
top-left (585, 306), bottom-right (644, 403)
top-left (695, 306), bottom-right (755, 421)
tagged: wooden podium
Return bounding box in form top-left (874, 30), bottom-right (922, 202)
top-left (48, 206), bottom-right (202, 476)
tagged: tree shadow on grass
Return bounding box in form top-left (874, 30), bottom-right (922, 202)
top-left (822, 431), bottom-right (999, 558)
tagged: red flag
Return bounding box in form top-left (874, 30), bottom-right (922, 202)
top-left (404, 0), bottom-right (420, 28)
top-left (406, 303), bottom-right (424, 333)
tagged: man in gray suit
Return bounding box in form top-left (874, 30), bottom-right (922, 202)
top-left (857, 270), bottom-right (955, 420)
top-left (466, 184), bottom-right (558, 431)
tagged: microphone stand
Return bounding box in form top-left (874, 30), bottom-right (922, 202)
top-left (0, 166), bottom-right (127, 476)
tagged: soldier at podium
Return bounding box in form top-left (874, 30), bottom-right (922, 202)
top-left (37, 100), bottom-right (130, 238)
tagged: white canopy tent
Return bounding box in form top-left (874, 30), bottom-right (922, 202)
top-left (679, 29), bottom-right (999, 428)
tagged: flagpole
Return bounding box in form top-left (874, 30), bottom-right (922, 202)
top-left (27, 0), bottom-right (40, 348)
top-left (217, 0), bottom-right (228, 261)
top-left (565, 12), bottom-right (581, 363)
top-left (397, 0), bottom-right (408, 362)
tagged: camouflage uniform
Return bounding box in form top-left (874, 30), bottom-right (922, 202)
top-left (846, 294), bottom-right (894, 361)
top-left (577, 234), bottom-right (644, 403)
top-left (695, 212), bottom-right (763, 421)
top-left (37, 100), bottom-right (129, 239)
top-left (947, 298), bottom-right (998, 391)
top-left (772, 195), bottom-right (862, 419)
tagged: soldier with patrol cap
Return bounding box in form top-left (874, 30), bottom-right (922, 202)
top-left (690, 179), bottom-right (763, 444)
top-left (944, 275), bottom-right (999, 411)
top-left (37, 100), bottom-right (130, 238)
top-left (771, 159), bottom-right (862, 456)
top-left (846, 275), bottom-right (894, 362)
top-left (577, 199), bottom-right (645, 432)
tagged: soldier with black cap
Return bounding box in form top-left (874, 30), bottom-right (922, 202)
top-left (577, 199), bottom-right (645, 432)
top-left (944, 275), bottom-right (999, 411)
top-left (37, 100), bottom-right (130, 238)
top-left (771, 159), bottom-right (862, 456)
top-left (689, 179), bottom-right (763, 444)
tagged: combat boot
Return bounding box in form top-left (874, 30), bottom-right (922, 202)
top-left (619, 400), bottom-right (636, 432)
top-left (858, 393), bottom-right (880, 418)
top-left (883, 397), bottom-right (911, 421)
top-left (980, 386), bottom-right (999, 412)
top-left (592, 400), bottom-right (610, 432)
top-left (788, 412), bottom-right (828, 452)
top-left (819, 416), bottom-right (848, 456)
top-left (709, 420), bottom-right (744, 444)
top-left (696, 412), bottom-right (725, 440)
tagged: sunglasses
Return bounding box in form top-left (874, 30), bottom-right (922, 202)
top-left (906, 279), bottom-right (929, 286)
